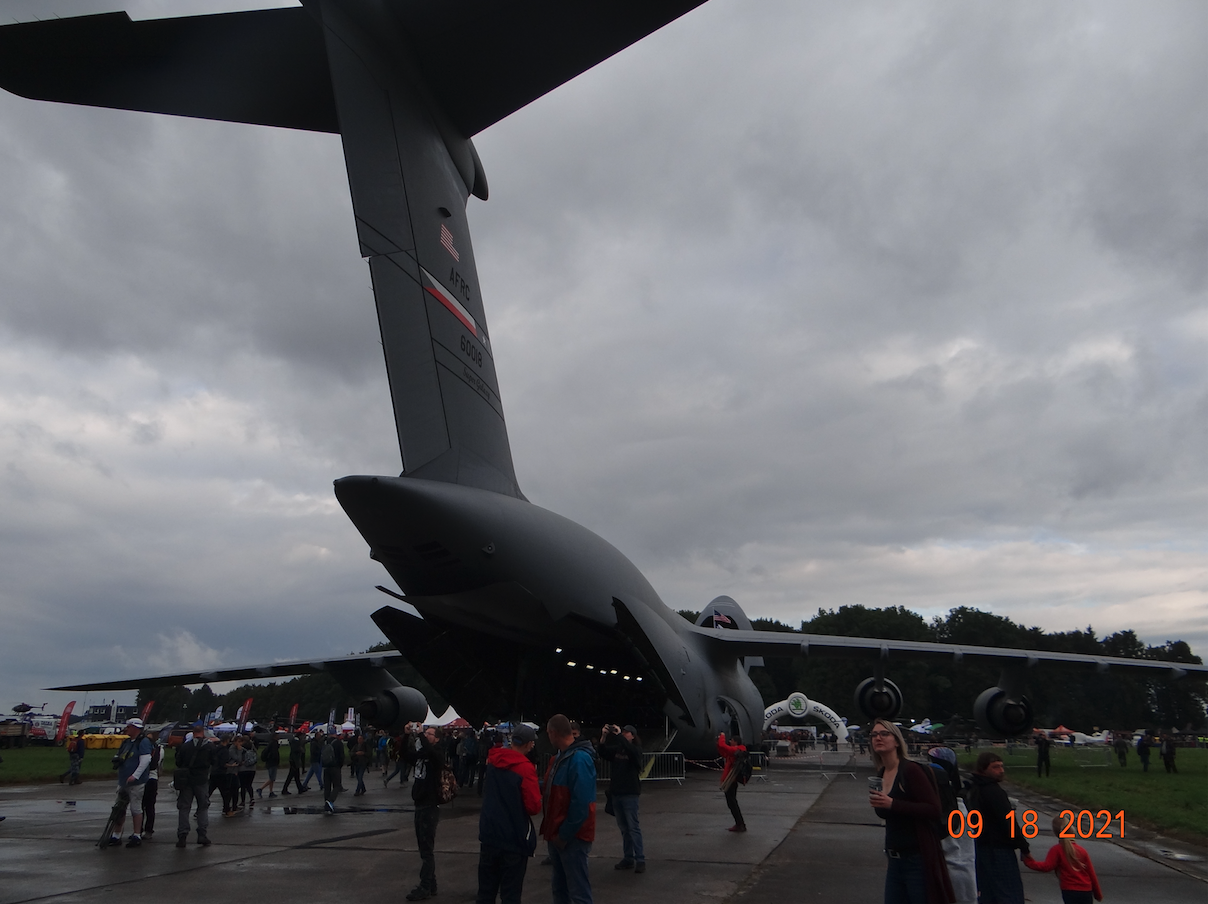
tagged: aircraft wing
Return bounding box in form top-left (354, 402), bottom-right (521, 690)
top-left (689, 626), bottom-right (1208, 676)
top-left (0, 1), bottom-right (707, 137)
top-left (44, 651), bottom-right (410, 692)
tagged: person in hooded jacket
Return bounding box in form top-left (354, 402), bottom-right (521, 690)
top-left (476, 724), bottom-right (542, 904)
top-left (402, 724), bottom-right (448, 901)
top-left (540, 714), bottom-right (597, 904)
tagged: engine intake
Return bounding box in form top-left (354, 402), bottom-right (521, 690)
top-left (854, 677), bottom-right (903, 722)
top-left (355, 685), bottom-right (428, 732)
top-left (973, 686), bottom-right (1033, 737)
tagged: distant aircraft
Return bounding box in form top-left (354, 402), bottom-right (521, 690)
top-left (2, 2), bottom-right (1204, 758)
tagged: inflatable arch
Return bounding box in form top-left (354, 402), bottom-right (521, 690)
top-left (764, 692), bottom-right (848, 741)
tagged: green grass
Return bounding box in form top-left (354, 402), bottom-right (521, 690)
top-left (0, 746), bottom-right (121, 785)
top-left (957, 747), bottom-right (1208, 843)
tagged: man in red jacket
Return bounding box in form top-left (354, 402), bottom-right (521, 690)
top-left (717, 732), bottom-right (748, 832)
top-left (476, 724), bottom-right (542, 904)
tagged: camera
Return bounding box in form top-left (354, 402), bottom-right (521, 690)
top-left (111, 755), bottom-right (123, 770)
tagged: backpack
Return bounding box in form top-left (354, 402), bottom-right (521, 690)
top-left (436, 760), bottom-right (459, 804)
top-left (927, 763), bottom-right (960, 835)
top-left (320, 739), bottom-right (336, 767)
top-left (734, 748), bottom-right (753, 785)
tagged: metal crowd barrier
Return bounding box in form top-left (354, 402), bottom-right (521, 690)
top-left (595, 751), bottom-right (686, 784)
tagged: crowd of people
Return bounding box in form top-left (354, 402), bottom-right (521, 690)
top-left (84, 710), bottom-right (1177, 903)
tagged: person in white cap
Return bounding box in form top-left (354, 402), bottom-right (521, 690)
top-left (108, 718), bottom-right (153, 847)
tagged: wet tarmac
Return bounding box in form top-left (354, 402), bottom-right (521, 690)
top-left (1, 754), bottom-right (1202, 903)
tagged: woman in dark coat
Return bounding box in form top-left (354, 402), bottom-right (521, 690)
top-left (868, 718), bottom-right (955, 903)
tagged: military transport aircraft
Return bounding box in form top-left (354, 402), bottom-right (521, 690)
top-left (2, 1), bottom-right (1202, 759)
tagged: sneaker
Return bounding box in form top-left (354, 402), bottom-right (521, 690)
top-left (325, 800), bottom-right (335, 814)
top-left (176, 837), bottom-right (187, 848)
top-left (269, 792), bottom-right (277, 798)
top-left (126, 835), bottom-right (142, 848)
top-left (727, 824), bottom-right (747, 833)
top-left (404, 887), bottom-right (433, 902)
top-left (197, 835), bottom-right (212, 847)
top-left (108, 836), bottom-right (122, 846)
top-left (256, 789), bottom-right (263, 799)
top-left (635, 862), bottom-right (646, 874)
top-left (143, 830), bottom-right (154, 838)
top-left (281, 790), bottom-right (292, 796)
top-left (614, 859), bottom-right (635, 870)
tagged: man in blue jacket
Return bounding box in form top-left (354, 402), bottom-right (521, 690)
top-left (477, 723), bottom-right (542, 904)
top-left (540, 714), bottom-right (597, 904)
top-left (108, 718), bottom-right (153, 847)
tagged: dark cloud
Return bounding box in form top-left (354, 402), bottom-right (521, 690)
top-left (0, 0), bottom-right (1203, 708)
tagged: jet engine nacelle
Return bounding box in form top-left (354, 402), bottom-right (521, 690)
top-left (355, 686), bottom-right (428, 733)
top-left (854, 677), bottom-right (903, 722)
top-left (973, 686), bottom-right (1033, 737)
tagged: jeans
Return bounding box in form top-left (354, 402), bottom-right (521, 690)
top-left (614, 794), bottom-right (644, 863)
top-left (176, 782), bottom-right (210, 838)
top-left (476, 843), bottom-right (528, 904)
top-left (883, 852), bottom-right (927, 904)
top-left (302, 762), bottom-right (323, 788)
top-left (975, 846), bottom-right (1025, 904)
top-left (354, 764), bottom-right (367, 793)
top-left (549, 838), bottom-right (592, 904)
top-left (416, 805), bottom-right (441, 891)
top-left (323, 763), bottom-right (341, 805)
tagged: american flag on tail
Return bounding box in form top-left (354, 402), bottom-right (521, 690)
top-left (440, 222), bottom-right (460, 261)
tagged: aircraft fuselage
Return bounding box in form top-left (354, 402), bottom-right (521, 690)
top-left (335, 474), bottom-right (764, 755)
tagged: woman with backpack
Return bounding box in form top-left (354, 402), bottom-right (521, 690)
top-left (867, 719), bottom-right (955, 903)
top-left (717, 732), bottom-right (749, 833)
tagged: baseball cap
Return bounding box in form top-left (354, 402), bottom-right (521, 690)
top-left (126, 718), bottom-right (144, 729)
top-left (512, 724), bottom-right (537, 744)
top-left (622, 724), bottom-right (637, 735)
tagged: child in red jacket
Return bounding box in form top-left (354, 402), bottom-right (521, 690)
top-left (1023, 817), bottom-right (1103, 903)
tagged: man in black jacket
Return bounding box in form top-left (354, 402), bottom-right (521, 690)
top-left (322, 731), bottom-right (346, 813)
top-left (600, 724), bottom-right (646, 873)
top-left (402, 724), bottom-right (447, 901)
top-left (967, 752), bottom-right (1028, 904)
top-left (281, 732), bottom-right (305, 795)
top-left (174, 723), bottom-right (215, 847)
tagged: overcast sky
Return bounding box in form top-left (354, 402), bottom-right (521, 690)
top-left (1, 0), bottom-right (1204, 715)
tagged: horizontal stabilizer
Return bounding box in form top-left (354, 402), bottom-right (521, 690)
top-left (0, 8), bottom-right (337, 132)
top-left (391, 0), bottom-right (710, 136)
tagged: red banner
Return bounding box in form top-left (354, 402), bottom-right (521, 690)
top-left (238, 697), bottom-right (254, 727)
top-left (139, 700), bottom-right (155, 722)
top-left (288, 703), bottom-right (299, 728)
top-left (55, 701), bottom-right (76, 743)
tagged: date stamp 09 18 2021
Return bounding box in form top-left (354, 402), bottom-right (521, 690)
top-left (947, 808), bottom-right (1125, 839)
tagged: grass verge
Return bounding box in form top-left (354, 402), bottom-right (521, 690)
top-left (957, 746), bottom-right (1207, 843)
top-left (0, 746), bottom-right (119, 785)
